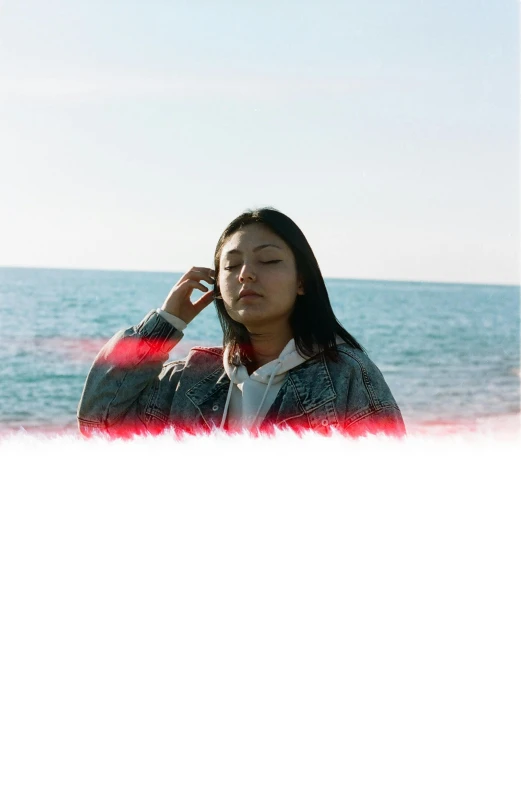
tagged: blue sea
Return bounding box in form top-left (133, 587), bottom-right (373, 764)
top-left (0, 266), bottom-right (519, 433)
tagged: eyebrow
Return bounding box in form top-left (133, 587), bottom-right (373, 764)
top-left (224, 243), bottom-right (283, 257)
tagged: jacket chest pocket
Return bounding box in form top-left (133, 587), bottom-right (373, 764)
top-left (273, 402), bottom-right (339, 435)
top-left (306, 401), bottom-right (339, 432)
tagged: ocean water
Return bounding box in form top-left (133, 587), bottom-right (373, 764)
top-left (0, 266), bottom-right (519, 433)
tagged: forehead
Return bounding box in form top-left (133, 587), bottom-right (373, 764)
top-left (220, 223), bottom-right (288, 255)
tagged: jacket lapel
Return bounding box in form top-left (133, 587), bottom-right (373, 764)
top-left (185, 351), bottom-right (338, 432)
top-left (264, 353), bottom-right (338, 427)
top-left (185, 367), bottom-right (231, 430)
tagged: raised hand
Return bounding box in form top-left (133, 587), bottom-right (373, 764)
top-left (160, 267), bottom-right (215, 325)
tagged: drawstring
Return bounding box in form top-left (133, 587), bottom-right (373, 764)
top-left (220, 365), bottom-right (236, 430)
top-left (219, 358), bottom-right (283, 430)
top-left (250, 359), bottom-right (282, 429)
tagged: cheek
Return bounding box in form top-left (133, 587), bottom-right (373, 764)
top-left (217, 272), bottom-right (227, 293)
top-left (218, 274), bottom-right (234, 305)
top-left (275, 273), bottom-right (300, 303)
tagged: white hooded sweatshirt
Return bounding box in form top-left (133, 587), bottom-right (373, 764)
top-left (155, 308), bottom-right (344, 431)
top-left (221, 339), bottom-right (309, 430)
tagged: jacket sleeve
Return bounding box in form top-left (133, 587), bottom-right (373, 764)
top-left (77, 310), bottom-right (184, 437)
top-left (341, 352), bottom-right (406, 438)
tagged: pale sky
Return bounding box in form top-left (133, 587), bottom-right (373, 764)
top-left (0, 0), bottom-right (518, 284)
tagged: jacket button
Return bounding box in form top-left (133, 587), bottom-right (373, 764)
top-left (212, 404), bottom-right (219, 411)
top-left (321, 419), bottom-right (328, 426)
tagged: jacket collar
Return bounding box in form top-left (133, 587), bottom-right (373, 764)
top-left (185, 352), bottom-right (337, 430)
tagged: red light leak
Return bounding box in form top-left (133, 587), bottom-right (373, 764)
top-left (3, 335), bottom-right (519, 439)
top-left (76, 413), bottom-right (404, 440)
top-left (100, 337), bottom-right (185, 367)
top-left (2, 415), bottom-right (518, 441)
top-left (12, 336), bottom-right (199, 363)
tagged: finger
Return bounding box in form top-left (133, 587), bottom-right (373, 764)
top-left (190, 266), bottom-right (215, 276)
top-left (190, 267), bottom-right (215, 274)
top-left (176, 271), bottom-right (214, 288)
top-left (181, 279), bottom-right (209, 294)
top-left (185, 269), bottom-right (215, 285)
top-left (180, 266), bottom-right (215, 278)
top-left (192, 290), bottom-right (215, 315)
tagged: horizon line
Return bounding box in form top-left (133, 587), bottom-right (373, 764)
top-left (0, 263), bottom-right (518, 288)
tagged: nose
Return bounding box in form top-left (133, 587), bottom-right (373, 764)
top-left (238, 262), bottom-right (256, 282)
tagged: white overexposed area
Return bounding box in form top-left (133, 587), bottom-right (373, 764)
top-left (0, 0), bottom-right (518, 284)
top-left (0, 429), bottom-right (520, 783)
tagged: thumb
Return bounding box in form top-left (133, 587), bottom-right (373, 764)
top-left (192, 289), bottom-right (215, 315)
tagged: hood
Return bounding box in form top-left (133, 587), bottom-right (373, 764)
top-left (219, 337), bottom-right (347, 430)
top-left (222, 338), bottom-right (307, 385)
top-left (220, 339), bottom-right (309, 429)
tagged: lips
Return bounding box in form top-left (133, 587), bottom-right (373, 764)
top-left (238, 289), bottom-right (262, 299)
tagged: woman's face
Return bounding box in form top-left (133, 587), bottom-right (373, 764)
top-left (218, 223), bottom-right (304, 331)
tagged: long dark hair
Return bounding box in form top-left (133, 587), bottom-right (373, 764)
top-left (213, 207), bottom-right (364, 361)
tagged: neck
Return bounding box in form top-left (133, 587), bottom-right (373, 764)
top-left (246, 322), bottom-right (294, 372)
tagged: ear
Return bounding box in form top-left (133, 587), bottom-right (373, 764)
top-left (297, 278), bottom-right (305, 295)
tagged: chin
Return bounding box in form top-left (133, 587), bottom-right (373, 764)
top-left (223, 305), bottom-right (246, 323)
top-left (228, 304), bottom-right (267, 324)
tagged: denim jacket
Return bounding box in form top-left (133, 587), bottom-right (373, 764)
top-left (77, 310), bottom-right (405, 438)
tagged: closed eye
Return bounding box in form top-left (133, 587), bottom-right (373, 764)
top-left (223, 259), bottom-right (282, 271)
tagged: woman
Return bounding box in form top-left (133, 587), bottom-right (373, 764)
top-left (78, 208), bottom-right (405, 438)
